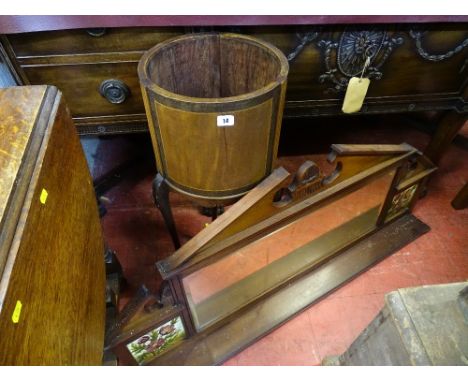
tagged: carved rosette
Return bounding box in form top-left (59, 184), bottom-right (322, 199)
top-left (337, 30), bottom-right (387, 76)
top-left (318, 29), bottom-right (404, 93)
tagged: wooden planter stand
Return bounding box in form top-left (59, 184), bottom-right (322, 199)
top-left (138, 33), bottom-right (289, 248)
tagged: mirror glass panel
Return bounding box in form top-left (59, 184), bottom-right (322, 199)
top-left (183, 170), bottom-right (395, 331)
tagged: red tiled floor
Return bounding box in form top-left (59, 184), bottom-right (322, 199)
top-left (232, 312), bottom-right (321, 366)
top-left (306, 295), bottom-right (364, 359)
top-left (86, 115), bottom-right (468, 366)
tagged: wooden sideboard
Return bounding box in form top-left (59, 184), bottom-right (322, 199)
top-left (0, 85), bottom-right (106, 365)
top-left (0, 17), bottom-right (467, 164)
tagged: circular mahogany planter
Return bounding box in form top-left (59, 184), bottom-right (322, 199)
top-left (139, 33), bottom-right (289, 206)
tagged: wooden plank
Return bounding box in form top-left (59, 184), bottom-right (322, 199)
top-left (331, 143), bottom-right (415, 156)
top-left (0, 86), bottom-right (106, 365)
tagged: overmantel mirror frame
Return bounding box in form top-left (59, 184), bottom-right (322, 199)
top-left (106, 143), bottom-right (436, 366)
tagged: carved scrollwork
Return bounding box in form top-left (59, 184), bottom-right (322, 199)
top-left (99, 79), bottom-right (130, 104)
top-left (287, 29), bottom-right (320, 62)
top-left (318, 29), bottom-right (404, 93)
top-left (409, 30), bottom-right (468, 61)
top-left (273, 160), bottom-right (323, 207)
top-left (272, 156), bottom-right (343, 208)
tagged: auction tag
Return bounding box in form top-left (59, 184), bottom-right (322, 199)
top-left (40, 188), bottom-right (48, 204)
top-left (217, 115), bottom-right (234, 127)
top-left (342, 77), bottom-right (370, 114)
top-left (12, 300), bottom-right (22, 323)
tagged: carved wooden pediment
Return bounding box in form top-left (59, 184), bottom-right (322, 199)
top-left (157, 143), bottom-right (427, 277)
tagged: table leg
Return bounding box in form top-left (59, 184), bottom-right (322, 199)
top-left (424, 111), bottom-right (467, 165)
top-left (152, 174), bottom-right (181, 250)
top-left (452, 183), bottom-right (468, 210)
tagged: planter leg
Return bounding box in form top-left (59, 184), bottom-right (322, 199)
top-left (152, 174), bottom-right (181, 250)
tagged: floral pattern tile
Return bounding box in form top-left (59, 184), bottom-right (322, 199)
top-left (127, 316), bottom-right (185, 364)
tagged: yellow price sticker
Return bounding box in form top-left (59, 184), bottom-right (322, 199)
top-left (40, 188), bottom-right (48, 204)
top-left (12, 300), bottom-right (22, 323)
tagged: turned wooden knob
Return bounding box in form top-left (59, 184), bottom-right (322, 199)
top-left (86, 28), bottom-right (107, 37)
top-left (99, 79), bottom-right (130, 104)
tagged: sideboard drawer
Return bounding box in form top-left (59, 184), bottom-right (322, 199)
top-left (3, 24), bottom-right (467, 134)
top-left (22, 62), bottom-right (144, 118)
top-left (7, 27), bottom-right (184, 57)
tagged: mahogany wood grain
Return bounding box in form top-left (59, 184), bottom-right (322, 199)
top-left (139, 33), bottom-right (288, 205)
top-left (0, 86), bottom-right (105, 365)
top-left (158, 167), bottom-right (290, 274)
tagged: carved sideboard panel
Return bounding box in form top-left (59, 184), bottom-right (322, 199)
top-left (249, 25), bottom-right (468, 116)
top-left (317, 29), bottom-right (404, 93)
top-left (1, 24), bottom-right (467, 134)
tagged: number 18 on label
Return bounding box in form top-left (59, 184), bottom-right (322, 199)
top-left (217, 115), bottom-right (235, 127)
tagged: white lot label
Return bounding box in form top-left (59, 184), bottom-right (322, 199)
top-left (217, 115), bottom-right (235, 127)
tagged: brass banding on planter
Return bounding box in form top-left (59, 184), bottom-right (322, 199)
top-left (138, 33), bottom-right (289, 205)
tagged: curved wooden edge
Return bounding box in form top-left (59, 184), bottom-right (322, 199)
top-left (2, 16), bottom-right (468, 34)
top-left (138, 32), bottom-right (288, 105)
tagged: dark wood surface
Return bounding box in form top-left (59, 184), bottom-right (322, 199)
top-left (2, 24), bottom-right (467, 138)
top-left (0, 85), bottom-right (106, 365)
top-left (1, 22), bottom-right (466, 168)
top-left (0, 16), bottom-right (467, 34)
